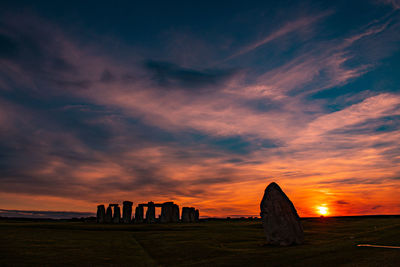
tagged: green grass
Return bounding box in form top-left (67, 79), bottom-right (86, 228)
top-left (0, 217), bottom-right (399, 266)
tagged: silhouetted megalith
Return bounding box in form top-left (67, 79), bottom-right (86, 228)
top-left (105, 205), bottom-right (113, 223)
top-left (135, 205), bottom-right (144, 223)
top-left (111, 204), bottom-right (121, 224)
top-left (195, 209), bottom-right (200, 222)
top-left (182, 207), bottom-right (196, 222)
top-left (160, 202), bottom-right (179, 223)
top-left (191, 208), bottom-right (197, 221)
top-left (97, 205), bottom-right (105, 223)
top-left (146, 202), bottom-right (156, 223)
top-left (122, 201), bottom-right (133, 223)
top-left (260, 182), bottom-right (304, 246)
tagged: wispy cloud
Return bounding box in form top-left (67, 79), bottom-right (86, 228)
top-left (223, 11), bottom-right (332, 62)
top-left (294, 93), bottom-right (400, 144)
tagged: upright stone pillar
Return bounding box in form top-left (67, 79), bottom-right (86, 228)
top-left (260, 182), bottom-right (304, 246)
top-left (189, 208), bottom-right (196, 222)
top-left (160, 202), bottom-right (180, 223)
top-left (135, 205), bottom-right (144, 223)
top-left (195, 209), bottom-right (200, 222)
top-left (146, 201), bottom-right (156, 223)
top-left (105, 205), bottom-right (113, 223)
top-left (182, 207), bottom-right (192, 222)
top-left (172, 204), bottom-right (180, 222)
top-left (122, 201), bottom-right (133, 223)
top-left (182, 207), bottom-right (197, 222)
top-left (96, 204), bottom-right (106, 223)
top-left (111, 204), bottom-right (121, 224)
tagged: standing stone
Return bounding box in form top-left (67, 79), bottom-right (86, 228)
top-left (135, 205), bottom-right (144, 223)
top-left (105, 205), bottom-right (113, 223)
top-left (160, 202), bottom-right (179, 223)
top-left (260, 182), bottom-right (304, 246)
top-left (182, 207), bottom-right (190, 222)
top-left (189, 208), bottom-right (195, 222)
top-left (194, 209), bottom-right (200, 222)
top-left (111, 204), bottom-right (121, 224)
top-left (146, 202), bottom-right (156, 223)
top-left (182, 207), bottom-right (196, 222)
top-left (172, 204), bottom-right (180, 222)
top-left (96, 205), bottom-right (106, 223)
top-left (122, 201), bottom-right (133, 223)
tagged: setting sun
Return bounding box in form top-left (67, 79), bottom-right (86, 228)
top-left (317, 206), bottom-right (329, 216)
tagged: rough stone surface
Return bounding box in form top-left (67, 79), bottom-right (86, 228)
top-left (146, 202), bottom-right (156, 223)
top-left (189, 209), bottom-right (196, 222)
top-left (122, 201), bottom-right (133, 223)
top-left (182, 207), bottom-right (196, 222)
top-left (260, 182), bottom-right (304, 246)
top-left (135, 205), bottom-right (144, 223)
top-left (112, 205), bottom-right (121, 224)
top-left (160, 202), bottom-right (179, 223)
top-left (97, 205), bottom-right (106, 223)
top-left (105, 205), bottom-right (113, 223)
top-left (181, 207), bottom-right (190, 222)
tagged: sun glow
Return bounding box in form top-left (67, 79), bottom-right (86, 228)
top-left (317, 205), bottom-right (329, 216)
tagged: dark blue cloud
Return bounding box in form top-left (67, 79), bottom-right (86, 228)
top-left (0, 33), bottom-right (19, 59)
top-left (180, 132), bottom-right (279, 155)
top-left (144, 60), bottom-right (236, 91)
top-left (100, 69), bottom-right (116, 83)
top-left (328, 115), bottom-right (400, 135)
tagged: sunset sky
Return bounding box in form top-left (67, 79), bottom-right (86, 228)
top-left (0, 0), bottom-right (400, 218)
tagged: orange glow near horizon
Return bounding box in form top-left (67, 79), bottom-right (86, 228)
top-left (316, 205), bottom-right (329, 216)
top-left (2, 177), bottom-right (400, 219)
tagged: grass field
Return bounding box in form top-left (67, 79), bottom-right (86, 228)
top-left (0, 217), bottom-right (399, 266)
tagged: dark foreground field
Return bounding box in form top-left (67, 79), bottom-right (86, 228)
top-left (0, 217), bottom-right (399, 266)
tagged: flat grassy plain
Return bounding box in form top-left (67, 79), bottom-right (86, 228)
top-left (0, 217), bottom-right (399, 266)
